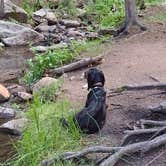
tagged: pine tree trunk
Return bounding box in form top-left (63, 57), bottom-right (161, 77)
top-left (116, 0), bottom-right (146, 36)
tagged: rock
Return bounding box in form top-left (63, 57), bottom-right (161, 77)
top-left (33, 77), bottom-right (58, 93)
top-left (76, 8), bottom-right (86, 18)
top-left (35, 24), bottom-right (57, 33)
top-left (86, 32), bottom-right (99, 40)
top-left (33, 8), bottom-right (57, 25)
top-left (17, 92), bottom-right (33, 101)
top-left (98, 28), bottom-right (115, 35)
top-left (0, 21), bottom-right (44, 46)
top-left (4, 0), bottom-right (28, 23)
top-left (0, 84), bottom-right (10, 103)
top-left (60, 19), bottom-right (81, 28)
top-left (7, 84), bottom-right (26, 96)
top-left (0, 118), bottom-right (28, 135)
top-left (31, 43), bottom-right (67, 53)
top-left (67, 29), bottom-right (84, 38)
top-left (69, 76), bottom-right (75, 81)
top-left (0, 106), bottom-right (15, 119)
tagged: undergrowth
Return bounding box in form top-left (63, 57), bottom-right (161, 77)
top-left (4, 83), bottom-right (86, 166)
top-left (23, 38), bottom-right (105, 85)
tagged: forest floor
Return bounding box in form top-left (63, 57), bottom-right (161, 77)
top-left (62, 5), bottom-right (166, 166)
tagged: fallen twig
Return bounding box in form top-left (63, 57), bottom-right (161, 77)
top-left (47, 56), bottom-right (103, 76)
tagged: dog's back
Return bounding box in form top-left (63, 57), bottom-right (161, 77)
top-left (74, 86), bottom-right (106, 134)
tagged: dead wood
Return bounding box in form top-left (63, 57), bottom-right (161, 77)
top-left (120, 83), bottom-right (166, 91)
top-left (47, 56), bottom-right (103, 76)
top-left (99, 134), bottom-right (166, 166)
top-left (140, 119), bottom-right (166, 127)
top-left (149, 102), bottom-right (166, 114)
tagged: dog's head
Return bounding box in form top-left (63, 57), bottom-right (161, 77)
top-left (85, 68), bottom-right (105, 90)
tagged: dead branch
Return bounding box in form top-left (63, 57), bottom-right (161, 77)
top-left (140, 119), bottom-right (166, 127)
top-left (47, 56), bottom-right (103, 76)
top-left (40, 146), bottom-right (122, 166)
top-left (119, 83), bottom-right (166, 91)
top-left (99, 134), bottom-right (166, 166)
top-left (149, 102), bottom-right (166, 114)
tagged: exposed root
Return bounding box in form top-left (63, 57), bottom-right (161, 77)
top-left (140, 119), bottom-right (166, 128)
top-left (99, 134), bottom-right (166, 166)
top-left (149, 102), bottom-right (166, 114)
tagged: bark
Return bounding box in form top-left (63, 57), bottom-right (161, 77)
top-left (99, 134), bottom-right (166, 166)
top-left (47, 56), bottom-right (103, 76)
top-left (116, 0), bottom-right (146, 36)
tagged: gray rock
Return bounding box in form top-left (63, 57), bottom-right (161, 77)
top-left (0, 118), bottom-right (28, 135)
top-left (31, 43), bottom-right (67, 53)
top-left (4, 0), bottom-right (28, 23)
top-left (67, 29), bottom-right (84, 38)
top-left (33, 77), bottom-right (58, 93)
top-left (60, 19), bottom-right (81, 28)
top-left (35, 24), bottom-right (57, 33)
top-left (17, 92), bottom-right (33, 101)
top-left (7, 84), bottom-right (26, 96)
top-left (0, 21), bottom-right (44, 46)
top-left (0, 106), bottom-right (15, 119)
top-left (33, 8), bottom-right (57, 25)
top-left (0, 84), bottom-right (10, 103)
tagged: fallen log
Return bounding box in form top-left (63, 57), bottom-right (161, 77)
top-left (47, 56), bottom-right (103, 76)
top-left (117, 83), bottom-right (166, 91)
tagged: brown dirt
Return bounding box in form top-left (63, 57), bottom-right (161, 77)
top-left (62, 5), bottom-right (166, 166)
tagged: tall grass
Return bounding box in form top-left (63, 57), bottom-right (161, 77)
top-left (4, 94), bottom-right (83, 166)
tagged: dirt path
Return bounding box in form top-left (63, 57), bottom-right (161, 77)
top-left (62, 5), bottom-right (166, 166)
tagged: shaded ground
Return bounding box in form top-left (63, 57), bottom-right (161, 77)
top-left (62, 5), bottom-right (166, 166)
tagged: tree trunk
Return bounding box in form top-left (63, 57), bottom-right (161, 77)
top-left (116, 0), bottom-right (146, 36)
top-left (0, 0), bottom-right (5, 19)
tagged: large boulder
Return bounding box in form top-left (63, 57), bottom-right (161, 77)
top-left (0, 21), bottom-right (44, 46)
top-left (0, 84), bottom-right (10, 103)
top-left (4, 0), bottom-right (28, 23)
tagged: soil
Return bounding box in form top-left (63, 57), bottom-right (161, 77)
top-left (62, 5), bottom-right (166, 166)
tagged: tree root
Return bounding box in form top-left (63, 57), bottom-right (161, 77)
top-left (115, 83), bottom-right (166, 92)
top-left (148, 102), bottom-right (166, 114)
top-left (99, 134), bottom-right (166, 166)
top-left (140, 119), bottom-right (166, 128)
top-left (41, 133), bottom-right (166, 166)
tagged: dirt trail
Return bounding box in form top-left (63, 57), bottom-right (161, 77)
top-left (62, 5), bottom-right (166, 166)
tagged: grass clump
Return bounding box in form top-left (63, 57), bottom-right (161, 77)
top-left (5, 85), bottom-right (83, 166)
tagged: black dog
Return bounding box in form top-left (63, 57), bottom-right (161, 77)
top-left (61, 68), bottom-right (106, 134)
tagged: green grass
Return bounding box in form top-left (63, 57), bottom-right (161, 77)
top-left (4, 91), bottom-right (84, 166)
top-left (23, 38), bottom-right (106, 85)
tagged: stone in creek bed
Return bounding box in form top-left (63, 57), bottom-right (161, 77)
top-left (0, 106), bottom-right (16, 119)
